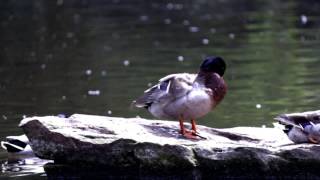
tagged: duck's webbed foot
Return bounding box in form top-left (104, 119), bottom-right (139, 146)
top-left (191, 131), bottom-right (207, 139)
top-left (190, 119), bottom-right (206, 139)
top-left (179, 117), bottom-right (206, 140)
top-left (182, 130), bottom-right (200, 139)
top-left (180, 130), bottom-right (206, 140)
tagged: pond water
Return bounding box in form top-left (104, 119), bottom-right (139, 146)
top-left (1, 0), bottom-right (320, 178)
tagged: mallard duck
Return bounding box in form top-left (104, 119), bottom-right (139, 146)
top-left (133, 56), bottom-right (227, 139)
top-left (275, 110), bottom-right (320, 144)
top-left (1, 135), bottom-right (33, 154)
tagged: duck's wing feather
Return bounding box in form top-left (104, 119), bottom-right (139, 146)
top-left (133, 73), bottom-right (196, 108)
top-left (275, 115), bottom-right (304, 129)
top-left (275, 111), bottom-right (320, 129)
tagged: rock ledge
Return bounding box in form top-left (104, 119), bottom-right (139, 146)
top-left (19, 114), bottom-right (320, 176)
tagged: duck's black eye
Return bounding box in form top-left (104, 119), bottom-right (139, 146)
top-left (200, 56), bottom-right (226, 76)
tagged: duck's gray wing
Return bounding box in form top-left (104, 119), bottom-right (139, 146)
top-left (275, 111), bottom-right (320, 129)
top-left (133, 73), bottom-right (196, 108)
top-left (133, 75), bottom-right (175, 108)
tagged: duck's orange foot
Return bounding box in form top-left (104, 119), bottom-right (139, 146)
top-left (308, 136), bottom-right (319, 144)
top-left (181, 130), bottom-right (207, 140)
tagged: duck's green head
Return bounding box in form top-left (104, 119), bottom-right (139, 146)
top-left (200, 56), bottom-right (226, 76)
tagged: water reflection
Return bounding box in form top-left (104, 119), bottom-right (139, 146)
top-left (1, 0), bottom-right (320, 178)
top-left (44, 163), bottom-right (203, 180)
top-left (1, 155), bottom-right (50, 179)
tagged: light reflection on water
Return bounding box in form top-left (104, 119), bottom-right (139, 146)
top-left (0, 153), bottom-right (50, 179)
top-left (1, 0), bottom-right (320, 178)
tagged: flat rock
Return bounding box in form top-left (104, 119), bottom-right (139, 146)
top-left (19, 114), bottom-right (320, 176)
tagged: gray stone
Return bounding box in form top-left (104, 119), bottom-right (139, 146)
top-left (19, 114), bottom-right (320, 176)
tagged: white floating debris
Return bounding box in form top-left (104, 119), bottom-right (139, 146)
top-left (66, 32), bottom-right (74, 38)
top-left (73, 14), bottom-right (81, 24)
top-left (177, 55), bottom-right (184, 62)
top-left (57, 0), bottom-right (63, 6)
top-left (30, 51), bottom-right (36, 57)
top-left (22, 115), bottom-right (27, 119)
top-left (229, 33), bottom-right (235, 39)
top-left (174, 4), bottom-right (183, 10)
top-left (147, 82), bottom-right (153, 87)
top-left (202, 38), bottom-right (209, 45)
top-left (123, 60), bottom-right (130, 66)
top-left (134, 34), bottom-right (142, 39)
top-left (166, 3), bottom-right (174, 10)
top-left (40, 64), bottom-right (46, 70)
top-left (2, 115), bottom-right (7, 120)
top-left (189, 26), bottom-right (199, 33)
top-left (88, 90), bottom-right (101, 96)
top-left (85, 69), bottom-right (92, 76)
top-left (103, 45), bottom-right (112, 51)
top-left (164, 18), bottom-right (171, 24)
top-left (62, 42), bottom-right (67, 48)
top-left (256, 104), bottom-right (262, 109)
top-left (73, 38), bottom-right (79, 44)
top-left (40, 26), bottom-right (46, 33)
top-left (62, 96), bottom-right (66, 100)
top-left (107, 110), bottom-right (112, 115)
top-left (112, 32), bottom-right (120, 39)
top-left (183, 20), bottom-right (190, 26)
top-left (166, 3), bottom-right (183, 10)
top-left (153, 41), bottom-right (160, 47)
top-left (261, 124), bottom-right (266, 128)
top-left (40, 36), bottom-right (45, 42)
top-left (300, 14), bottom-right (308, 25)
top-left (47, 53), bottom-right (53, 59)
top-left (139, 15), bottom-right (149, 21)
top-left (8, 15), bottom-right (14, 21)
top-left (101, 70), bottom-right (107, 76)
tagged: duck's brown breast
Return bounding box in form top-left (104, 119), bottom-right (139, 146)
top-left (197, 72), bottom-right (227, 106)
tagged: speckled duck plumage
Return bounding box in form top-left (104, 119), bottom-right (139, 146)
top-left (275, 110), bottom-right (320, 144)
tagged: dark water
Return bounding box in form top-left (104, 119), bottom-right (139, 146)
top-left (1, 0), bottom-right (320, 178)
